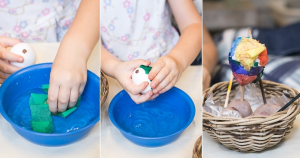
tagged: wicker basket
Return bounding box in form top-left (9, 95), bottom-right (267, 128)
top-left (193, 136), bottom-right (202, 158)
top-left (203, 80), bottom-right (300, 152)
top-left (100, 71), bottom-right (109, 107)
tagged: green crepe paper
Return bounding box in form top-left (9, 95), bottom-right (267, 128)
top-left (60, 107), bottom-right (77, 118)
top-left (29, 83), bottom-right (82, 133)
top-left (139, 65), bottom-right (152, 74)
top-left (31, 121), bottom-right (54, 133)
top-left (29, 93), bottom-right (47, 105)
top-left (53, 96), bottom-right (81, 118)
top-left (29, 96), bottom-right (54, 133)
top-left (42, 84), bottom-right (49, 93)
top-left (41, 84), bottom-right (81, 118)
top-left (30, 104), bottom-right (52, 122)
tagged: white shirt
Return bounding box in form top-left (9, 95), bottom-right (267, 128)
top-left (0, 0), bottom-right (81, 42)
top-left (100, 0), bottom-right (180, 63)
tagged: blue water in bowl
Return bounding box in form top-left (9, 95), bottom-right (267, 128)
top-left (117, 102), bottom-right (184, 137)
top-left (7, 88), bottom-right (97, 133)
top-left (109, 88), bottom-right (194, 147)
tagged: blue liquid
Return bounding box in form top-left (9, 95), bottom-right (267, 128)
top-left (117, 102), bottom-right (184, 137)
top-left (8, 88), bottom-right (97, 133)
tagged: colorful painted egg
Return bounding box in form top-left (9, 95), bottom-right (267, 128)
top-left (229, 37), bottom-right (269, 86)
top-left (132, 65), bottom-right (152, 94)
top-left (10, 43), bottom-right (36, 68)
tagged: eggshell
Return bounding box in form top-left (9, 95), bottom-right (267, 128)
top-left (10, 43), bottom-right (36, 68)
top-left (227, 99), bottom-right (253, 118)
top-left (132, 67), bottom-right (152, 94)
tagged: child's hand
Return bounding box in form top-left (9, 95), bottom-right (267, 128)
top-left (203, 66), bottom-right (211, 90)
top-left (0, 37), bottom-right (23, 83)
top-left (48, 58), bottom-right (87, 114)
top-left (149, 55), bottom-right (183, 94)
top-left (46, 0), bottom-right (99, 113)
top-left (114, 59), bottom-right (158, 104)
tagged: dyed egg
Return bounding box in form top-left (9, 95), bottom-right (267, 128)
top-left (227, 99), bottom-right (253, 118)
top-left (252, 103), bottom-right (281, 116)
top-left (10, 43), bottom-right (36, 68)
top-left (132, 65), bottom-right (152, 94)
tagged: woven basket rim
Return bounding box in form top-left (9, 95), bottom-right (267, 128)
top-left (100, 71), bottom-right (109, 107)
top-left (192, 136), bottom-right (202, 158)
top-left (202, 80), bottom-right (300, 125)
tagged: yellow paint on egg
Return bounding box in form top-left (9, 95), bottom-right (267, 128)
top-left (235, 37), bottom-right (266, 70)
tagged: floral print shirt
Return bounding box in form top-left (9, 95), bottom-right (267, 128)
top-left (101, 0), bottom-right (180, 63)
top-left (0, 0), bottom-right (81, 42)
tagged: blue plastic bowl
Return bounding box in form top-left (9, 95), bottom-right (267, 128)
top-left (108, 87), bottom-right (195, 147)
top-left (0, 63), bottom-right (99, 146)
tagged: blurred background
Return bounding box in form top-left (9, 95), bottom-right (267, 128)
top-left (203, 0), bottom-right (300, 89)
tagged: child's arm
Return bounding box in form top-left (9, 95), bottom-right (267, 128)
top-left (101, 41), bottom-right (156, 104)
top-left (203, 24), bottom-right (218, 90)
top-left (48, 0), bottom-right (99, 113)
top-left (149, 0), bottom-right (202, 94)
top-left (0, 37), bottom-right (23, 83)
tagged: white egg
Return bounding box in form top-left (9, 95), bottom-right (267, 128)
top-left (132, 67), bottom-right (152, 94)
top-left (10, 43), bottom-right (36, 68)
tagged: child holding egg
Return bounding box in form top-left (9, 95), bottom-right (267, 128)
top-left (101, 0), bottom-right (202, 104)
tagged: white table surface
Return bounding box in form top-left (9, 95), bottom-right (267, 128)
top-left (101, 66), bottom-right (202, 158)
top-left (203, 88), bottom-right (300, 158)
top-left (0, 43), bottom-right (100, 158)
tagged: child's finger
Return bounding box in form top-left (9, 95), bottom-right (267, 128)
top-left (0, 46), bottom-right (23, 62)
top-left (149, 60), bottom-right (165, 80)
top-left (153, 72), bottom-right (177, 94)
top-left (125, 81), bottom-right (149, 95)
top-left (128, 90), bottom-right (153, 104)
top-left (68, 87), bottom-right (79, 109)
top-left (79, 83), bottom-right (86, 96)
top-left (0, 78), bottom-right (5, 84)
top-left (57, 86), bottom-right (71, 112)
top-left (150, 66), bottom-right (171, 90)
top-left (0, 71), bottom-right (10, 79)
top-left (48, 84), bottom-right (59, 114)
top-left (0, 37), bottom-right (21, 47)
top-left (130, 59), bottom-right (151, 69)
top-left (0, 59), bottom-right (21, 74)
top-left (148, 93), bottom-right (159, 101)
top-left (158, 77), bottom-right (177, 94)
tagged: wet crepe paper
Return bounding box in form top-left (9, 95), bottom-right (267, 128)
top-left (42, 84), bottom-right (49, 93)
top-left (29, 85), bottom-right (81, 133)
top-left (29, 94), bottom-right (54, 133)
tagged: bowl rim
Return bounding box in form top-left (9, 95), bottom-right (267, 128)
top-left (108, 87), bottom-right (196, 140)
top-left (0, 63), bottom-right (100, 136)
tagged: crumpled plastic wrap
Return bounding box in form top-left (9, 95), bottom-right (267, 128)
top-left (203, 92), bottom-right (242, 118)
top-left (268, 93), bottom-right (290, 107)
top-left (204, 83), bottom-right (291, 118)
